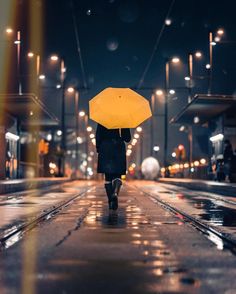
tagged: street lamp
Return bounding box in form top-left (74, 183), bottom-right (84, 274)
top-left (50, 54), bottom-right (66, 176)
top-left (164, 57), bottom-right (180, 176)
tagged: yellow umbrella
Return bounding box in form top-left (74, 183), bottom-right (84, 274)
top-left (89, 87), bottom-right (152, 129)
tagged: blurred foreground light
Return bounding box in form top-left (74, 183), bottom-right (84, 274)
top-left (77, 136), bottom-right (83, 144)
top-left (131, 163), bottom-right (136, 168)
top-left (172, 152), bottom-right (176, 158)
top-left (5, 132), bottom-right (19, 141)
top-left (134, 133), bottom-right (139, 139)
top-left (128, 144), bottom-right (132, 149)
top-left (27, 52), bottom-right (34, 58)
top-left (214, 36), bottom-right (220, 42)
top-left (169, 89), bottom-right (175, 94)
top-left (29, 111), bottom-right (34, 116)
top-left (46, 134), bottom-right (52, 141)
top-left (194, 160), bottom-right (200, 167)
top-left (217, 29), bottom-right (224, 35)
top-left (79, 111), bottom-right (85, 117)
top-left (200, 158), bottom-right (207, 165)
top-left (156, 89), bottom-right (163, 96)
top-left (141, 157), bottom-right (160, 180)
top-left (14, 40), bottom-right (21, 44)
top-left (136, 126), bottom-right (142, 132)
top-left (90, 134), bottom-right (95, 139)
top-left (185, 76), bottom-right (190, 81)
top-left (39, 74), bottom-right (45, 80)
top-left (87, 126), bottom-right (92, 132)
top-left (184, 163), bottom-right (189, 168)
top-left (153, 145), bottom-right (160, 152)
top-left (91, 138), bottom-right (96, 145)
top-left (57, 130), bottom-right (62, 136)
top-left (210, 133), bottom-right (224, 142)
top-left (179, 125), bottom-right (185, 132)
top-left (206, 64), bottom-right (211, 69)
top-left (210, 41), bottom-right (216, 46)
top-left (6, 28), bottom-right (13, 34)
top-left (56, 84), bottom-right (61, 89)
top-left (193, 116), bottom-right (200, 124)
top-left (195, 51), bottom-right (202, 58)
top-left (165, 18), bottom-right (172, 26)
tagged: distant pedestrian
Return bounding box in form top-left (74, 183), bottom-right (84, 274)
top-left (96, 124), bottom-right (131, 210)
top-left (223, 139), bottom-right (233, 182)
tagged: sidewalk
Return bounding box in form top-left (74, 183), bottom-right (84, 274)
top-left (159, 178), bottom-right (236, 197)
top-left (0, 177), bottom-right (71, 195)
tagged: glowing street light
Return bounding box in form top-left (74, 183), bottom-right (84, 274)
top-left (165, 18), bottom-right (172, 26)
top-left (50, 55), bottom-right (59, 61)
top-left (195, 51), bottom-right (202, 58)
top-left (5, 27), bottom-right (13, 34)
top-left (156, 89), bottom-right (163, 96)
top-left (39, 74), bottom-right (45, 80)
top-left (217, 29), bottom-right (224, 35)
top-left (171, 57), bottom-right (180, 64)
top-left (67, 87), bottom-right (74, 93)
top-left (27, 52), bottom-right (34, 58)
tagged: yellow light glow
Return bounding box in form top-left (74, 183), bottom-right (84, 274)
top-left (6, 27), bottom-right (13, 34)
top-left (136, 126), bottom-right (142, 132)
top-left (194, 161), bottom-right (200, 167)
top-left (200, 158), bottom-right (206, 165)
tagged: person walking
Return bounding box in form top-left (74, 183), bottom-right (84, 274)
top-left (95, 123), bottom-right (131, 210)
top-left (223, 139), bottom-right (233, 182)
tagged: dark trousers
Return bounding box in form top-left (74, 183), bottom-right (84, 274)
top-left (105, 173), bottom-right (121, 182)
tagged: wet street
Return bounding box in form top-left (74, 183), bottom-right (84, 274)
top-left (0, 180), bottom-right (236, 293)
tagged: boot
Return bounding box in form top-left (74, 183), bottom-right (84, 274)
top-left (104, 182), bottom-right (113, 209)
top-left (111, 178), bottom-right (122, 210)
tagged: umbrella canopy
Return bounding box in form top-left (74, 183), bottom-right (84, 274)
top-left (89, 87), bottom-right (152, 129)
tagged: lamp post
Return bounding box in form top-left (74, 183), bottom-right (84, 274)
top-left (164, 57), bottom-right (180, 176)
top-left (208, 31), bottom-right (213, 94)
top-left (50, 55), bottom-right (66, 176)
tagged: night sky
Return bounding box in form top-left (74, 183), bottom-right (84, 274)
top-left (44, 0), bottom-right (236, 102)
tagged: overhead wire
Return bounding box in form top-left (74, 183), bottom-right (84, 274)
top-left (137, 0), bottom-right (176, 89)
top-left (70, 0), bottom-right (88, 89)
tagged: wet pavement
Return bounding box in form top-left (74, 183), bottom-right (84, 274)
top-left (0, 181), bottom-right (94, 242)
top-left (0, 181), bottom-right (236, 293)
top-left (135, 181), bottom-right (236, 244)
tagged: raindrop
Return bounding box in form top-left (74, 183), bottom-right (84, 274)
top-left (106, 38), bottom-right (119, 51)
top-left (86, 9), bottom-right (92, 16)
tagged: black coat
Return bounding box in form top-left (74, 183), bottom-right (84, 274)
top-left (96, 124), bottom-right (131, 174)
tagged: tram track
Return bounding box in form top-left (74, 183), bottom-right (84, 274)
top-left (0, 186), bottom-right (95, 250)
top-left (136, 186), bottom-right (236, 255)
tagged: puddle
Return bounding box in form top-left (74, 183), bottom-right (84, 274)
top-left (190, 198), bottom-right (236, 227)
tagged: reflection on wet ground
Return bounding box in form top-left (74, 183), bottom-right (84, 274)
top-left (141, 184), bottom-right (236, 229)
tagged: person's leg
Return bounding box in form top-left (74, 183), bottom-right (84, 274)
top-left (110, 174), bottom-right (122, 210)
top-left (104, 173), bottom-right (113, 209)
